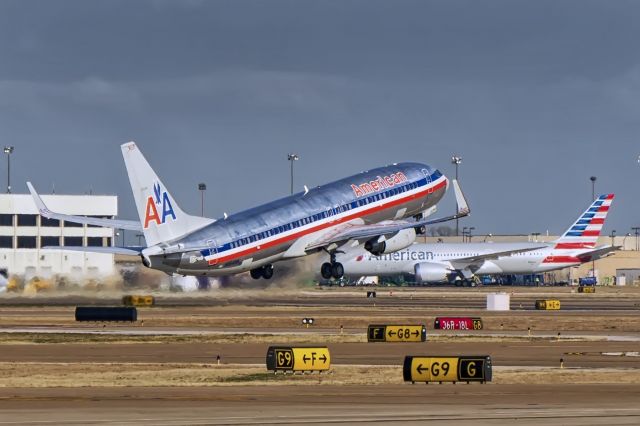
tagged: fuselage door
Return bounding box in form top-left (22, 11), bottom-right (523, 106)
top-left (206, 239), bottom-right (218, 265)
top-left (422, 169), bottom-right (433, 194)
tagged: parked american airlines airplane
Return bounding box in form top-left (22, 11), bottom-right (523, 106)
top-left (339, 194), bottom-right (615, 284)
top-left (27, 142), bottom-right (469, 280)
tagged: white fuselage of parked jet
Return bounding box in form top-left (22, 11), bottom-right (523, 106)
top-left (340, 193), bottom-right (616, 282)
top-left (340, 242), bottom-right (589, 277)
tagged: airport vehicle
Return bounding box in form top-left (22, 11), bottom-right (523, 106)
top-left (339, 194), bottom-right (615, 284)
top-left (579, 276), bottom-right (597, 286)
top-left (28, 142), bottom-right (469, 279)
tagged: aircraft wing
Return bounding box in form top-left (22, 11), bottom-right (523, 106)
top-left (27, 182), bottom-right (142, 231)
top-left (41, 246), bottom-right (144, 255)
top-left (449, 245), bottom-right (547, 267)
top-left (306, 179), bottom-right (470, 251)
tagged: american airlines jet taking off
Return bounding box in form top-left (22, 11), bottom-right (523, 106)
top-left (340, 194), bottom-right (616, 283)
top-left (27, 142), bottom-right (469, 280)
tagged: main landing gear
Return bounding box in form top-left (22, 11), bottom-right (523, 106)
top-left (250, 264), bottom-right (274, 280)
top-left (321, 252), bottom-right (344, 279)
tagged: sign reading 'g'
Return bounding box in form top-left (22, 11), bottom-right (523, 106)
top-left (403, 355), bottom-right (492, 384)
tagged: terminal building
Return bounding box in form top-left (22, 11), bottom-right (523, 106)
top-left (0, 192), bottom-right (117, 280)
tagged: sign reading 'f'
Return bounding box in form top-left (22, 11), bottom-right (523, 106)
top-left (144, 182), bottom-right (177, 228)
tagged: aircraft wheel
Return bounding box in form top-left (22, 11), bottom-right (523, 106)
top-left (331, 262), bottom-right (344, 279)
top-left (250, 268), bottom-right (263, 279)
top-left (321, 263), bottom-right (333, 279)
top-left (262, 264), bottom-right (274, 279)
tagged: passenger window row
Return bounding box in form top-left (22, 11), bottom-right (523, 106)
top-left (224, 178), bottom-right (426, 252)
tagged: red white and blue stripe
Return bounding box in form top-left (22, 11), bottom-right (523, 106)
top-left (202, 172), bottom-right (447, 266)
top-left (553, 193), bottom-right (614, 250)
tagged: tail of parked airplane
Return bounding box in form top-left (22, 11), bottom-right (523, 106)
top-left (553, 194), bottom-right (615, 250)
top-left (121, 142), bottom-right (214, 246)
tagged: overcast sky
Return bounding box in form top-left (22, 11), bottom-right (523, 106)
top-left (1, 0), bottom-right (638, 238)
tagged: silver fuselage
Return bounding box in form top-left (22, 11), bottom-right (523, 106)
top-left (151, 163), bottom-right (448, 276)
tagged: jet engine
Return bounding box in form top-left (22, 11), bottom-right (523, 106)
top-left (414, 262), bottom-right (452, 283)
top-left (364, 228), bottom-right (416, 256)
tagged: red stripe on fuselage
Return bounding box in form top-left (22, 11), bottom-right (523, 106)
top-left (208, 179), bottom-right (447, 265)
top-left (542, 255), bottom-right (582, 264)
top-left (554, 242), bottom-right (596, 249)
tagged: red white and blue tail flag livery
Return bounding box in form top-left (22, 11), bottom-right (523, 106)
top-left (553, 194), bottom-right (614, 250)
top-left (26, 141), bottom-right (469, 280)
top-left (540, 194), bottom-right (616, 267)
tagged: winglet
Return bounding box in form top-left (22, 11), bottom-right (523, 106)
top-left (423, 205), bottom-right (437, 218)
top-left (452, 179), bottom-right (470, 216)
top-left (26, 182), bottom-right (53, 217)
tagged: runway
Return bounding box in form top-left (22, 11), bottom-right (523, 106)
top-left (1, 385), bottom-right (640, 425)
top-left (2, 286), bottom-right (640, 311)
top-left (1, 339), bottom-right (639, 368)
top-left (1, 287), bottom-right (639, 424)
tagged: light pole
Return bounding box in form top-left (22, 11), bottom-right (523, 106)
top-left (451, 156), bottom-right (462, 236)
top-left (468, 227), bottom-right (475, 243)
top-left (589, 176), bottom-right (597, 281)
top-left (4, 146), bottom-right (14, 193)
top-left (632, 227), bottom-right (640, 251)
top-left (462, 226), bottom-right (468, 243)
top-left (198, 183), bottom-right (207, 217)
top-left (287, 154), bottom-right (299, 195)
top-left (622, 232), bottom-right (632, 250)
top-left (610, 230), bottom-right (616, 247)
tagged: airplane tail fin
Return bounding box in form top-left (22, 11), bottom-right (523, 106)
top-left (121, 142), bottom-right (214, 246)
top-left (554, 194), bottom-right (615, 249)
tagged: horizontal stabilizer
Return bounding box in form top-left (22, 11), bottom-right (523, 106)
top-left (41, 246), bottom-right (144, 255)
top-left (579, 245), bottom-right (619, 261)
top-left (27, 182), bottom-right (142, 231)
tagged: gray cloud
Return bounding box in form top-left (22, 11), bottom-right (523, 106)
top-left (0, 0), bottom-right (639, 237)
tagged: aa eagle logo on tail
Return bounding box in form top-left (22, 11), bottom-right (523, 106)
top-left (144, 182), bottom-right (177, 229)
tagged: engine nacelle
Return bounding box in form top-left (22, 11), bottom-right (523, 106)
top-left (414, 262), bottom-right (451, 283)
top-left (364, 228), bottom-right (416, 256)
